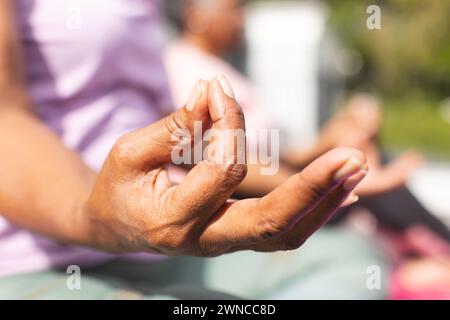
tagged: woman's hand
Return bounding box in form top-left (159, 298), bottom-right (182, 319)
top-left (0, 0), bottom-right (367, 257)
top-left (85, 76), bottom-right (369, 256)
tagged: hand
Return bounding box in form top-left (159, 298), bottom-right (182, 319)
top-left (84, 76), bottom-right (369, 256)
top-left (354, 147), bottom-right (423, 196)
top-left (319, 114), bottom-right (371, 151)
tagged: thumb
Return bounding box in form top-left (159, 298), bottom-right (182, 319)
top-left (109, 80), bottom-right (210, 171)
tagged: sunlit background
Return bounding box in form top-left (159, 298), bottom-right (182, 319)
top-left (243, 0), bottom-right (450, 159)
top-left (176, 0), bottom-right (449, 225)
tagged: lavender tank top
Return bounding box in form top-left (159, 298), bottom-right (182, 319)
top-left (0, 0), bottom-right (172, 276)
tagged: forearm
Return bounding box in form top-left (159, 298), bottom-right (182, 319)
top-left (0, 0), bottom-right (97, 247)
top-left (0, 107), bottom-right (96, 246)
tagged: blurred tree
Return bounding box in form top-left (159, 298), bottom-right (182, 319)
top-left (246, 0), bottom-right (450, 98)
top-left (323, 0), bottom-right (450, 98)
top-left (245, 0), bottom-right (450, 158)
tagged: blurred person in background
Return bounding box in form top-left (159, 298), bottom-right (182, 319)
top-left (0, 0), bottom-right (384, 299)
top-left (163, 0), bottom-right (450, 298)
top-left (163, 0), bottom-right (450, 243)
top-left (164, 0), bottom-right (414, 193)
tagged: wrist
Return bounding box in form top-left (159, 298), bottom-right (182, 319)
top-left (69, 193), bottom-right (100, 248)
top-left (76, 191), bottom-right (136, 253)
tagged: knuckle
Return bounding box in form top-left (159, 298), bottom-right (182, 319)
top-left (227, 103), bottom-right (245, 119)
top-left (111, 133), bottom-right (136, 162)
top-left (256, 215), bottom-right (288, 240)
top-left (297, 171), bottom-right (329, 199)
top-left (166, 110), bottom-right (189, 135)
top-left (220, 163), bottom-right (247, 185)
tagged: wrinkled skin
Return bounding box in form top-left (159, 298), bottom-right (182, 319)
top-left (86, 78), bottom-right (368, 256)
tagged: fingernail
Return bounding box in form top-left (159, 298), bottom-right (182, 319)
top-left (349, 193), bottom-right (359, 203)
top-left (342, 170), bottom-right (368, 191)
top-left (186, 81), bottom-right (202, 111)
top-left (334, 157), bottom-right (366, 182)
top-left (217, 75), bottom-right (235, 98)
top-left (341, 193), bottom-right (359, 207)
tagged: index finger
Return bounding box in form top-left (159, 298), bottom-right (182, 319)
top-left (166, 76), bottom-right (248, 228)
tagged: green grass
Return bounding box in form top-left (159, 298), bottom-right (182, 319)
top-left (380, 96), bottom-right (450, 160)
